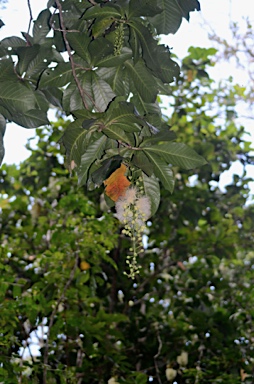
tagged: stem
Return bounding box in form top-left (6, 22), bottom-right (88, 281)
top-left (55, 0), bottom-right (90, 110)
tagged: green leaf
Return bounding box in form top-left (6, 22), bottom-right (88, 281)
top-left (32, 9), bottom-right (51, 44)
top-left (67, 32), bottom-right (91, 62)
top-left (78, 134), bottom-right (107, 186)
top-left (61, 119), bottom-right (91, 168)
top-left (96, 47), bottom-right (132, 68)
top-left (82, 5), bottom-right (121, 19)
top-left (88, 37), bottom-right (114, 66)
top-left (142, 173), bottom-right (161, 216)
top-left (0, 59), bottom-right (16, 82)
top-left (11, 109), bottom-right (49, 128)
top-left (0, 113), bottom-right (6, 166)
top-left (144, 151), bottom-right (175, 192)
top-left (91, 73), bottom-right (115, 112)
top-left (103, 125), bottom-right (132, 144)
top-left (141, 130), bottom-right (177, 145)
top-left (142, 142), bottom-right (207, 169)
top-left (39, 62), bottom-right (74, 88)
top-left (104, 102), bottom-right (142, 133)
top-left (16, 45), bottom-right (40, 75)
top-left (128, 0), bottom-right (162, 17)
top-left (125, 59), bottom-right (157, 103)
top-left (150, 0), bottom-right (200, 35)
top-left (0, 36), bottom-right (26, 52)
top-left (132, 151), bottom-right (153, 176)
top-left (155, 46), bottom-right (180, 83)
top-left (0, 81), bottom-right (36, 114)
top-left (42, 87), bottom-right (63, 108)
top-left (128, 20), bottom-right (159, 72)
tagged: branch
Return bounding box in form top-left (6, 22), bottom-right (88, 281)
top-left (154, 328), bottom-right (163, 384)
top-left (43, 253), bottom-right (79, 384)
top-left (26, 0), bottom-right (33, 38)
top-left (55, 0), bottom-right (91, 110)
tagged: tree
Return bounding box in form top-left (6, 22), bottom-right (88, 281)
top-left (1, 45), bottom-right (254, 383)
top-left (0, 0), bottom-right (204, 242)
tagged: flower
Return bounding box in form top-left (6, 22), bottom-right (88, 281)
top-left (136, 196), bottom-right (151, 220)
top-left (177, 351), bottom-right (188, 367)
top-left (108, 377), bottom-right (119, 384)
top-left (165, 367), bottom-right (177, 381)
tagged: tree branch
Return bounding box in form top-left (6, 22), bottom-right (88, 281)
top-left (55, 0), bottom-right (90, 110)
top-left (43, 253), bottom-right (79, 384)
top-left (26, 0), bottom-right (33, 38)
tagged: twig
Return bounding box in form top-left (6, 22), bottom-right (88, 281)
top-left (55, 0), bottom-right (101, 111)
top-left (154, 328), bottom-right (163, 384)
top-left (26, 0), bottom-right (33, 37)
top-left (43, 253), bottom-right (79, 384)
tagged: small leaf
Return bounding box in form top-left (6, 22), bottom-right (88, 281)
top-left (104, 163), bottom-right (131, 201)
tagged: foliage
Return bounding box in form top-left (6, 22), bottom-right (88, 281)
top-left (1, 47), bottom-right (254, 383)
top-left (0, 0), bottom-right (204, 215)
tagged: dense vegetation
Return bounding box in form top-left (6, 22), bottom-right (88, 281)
top-left (0, 1), bottom-right (254, 383)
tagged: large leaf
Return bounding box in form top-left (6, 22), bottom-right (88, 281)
top-left (11, 109), bottom-right (49, 128)
top-left (142, 173), bottom-right (160, 216)
top-left (33, 9), bottom-right (51, 44)
top-left (91, 73), bottom-right (115, 112)
top-left (16, 45), bottom-right (40, 75)
top-left (0, 36), bottom-right (26, 52)
top-left (103, 125), bottom-right (132, 144)
top-left (104, 102), bottom-right (142, 133)
top-left (128, 0), bottom-right (162, 17)
top-left (78, 134), bottom-right (107, 186)
top-left (144, 151), bottom-right (175, 192)
top-left (150, 0), bottom-right (200, 35)
top-left (0, 113), bottom-right (6, 166)
top-left (128, 20), bottom-right (160, 73)
top-left (0, 81), bottom-right (36, 114)
top-left (96, 47), bottom-right (132, 68)
top-left (39, 62), bottom-right (74, 88)
top-left (132, 151), bottom-right (153, 176)
top-left (125, 59), bottom-right (157, 103)
top-left (67, 32), bottom-right (91, 62)
top-left (0, 59), bottom-right (16, 82)
top-left (142, 142), bottom-right (207, 169)
top-left (82, 5), bottom-right (121, 19)
top-left (61, 119), bottom-right (92, 168)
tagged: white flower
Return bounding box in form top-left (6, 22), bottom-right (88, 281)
top-left (177, 351), bottom-right (188, 367)
top-left (136, 196), bottom-right (151, 220)
top-left (165, 367), bottom-right (177, 381)
top-left (108, 378), bottom-right (120, 384)
top-left (123, 187), bottom-right (137, 204)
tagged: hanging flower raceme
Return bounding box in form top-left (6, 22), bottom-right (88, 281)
top-left (115, 186), bottom-right (151, 278)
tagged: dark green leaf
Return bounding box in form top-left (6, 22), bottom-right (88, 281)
top-left (91, 72), bottom-right (115, 112)
top-left (0, 81), bottom-right (36, 114)
top-left (0, 59), bottom-right (16, 82)
top-left (96, 47), bottom-right (132, 68)
top-left (33, 9), bottom-right (51, 44)
top-left (125, 59), bottom-right (157, 103)
top-left (143, 142), bottom-right (207, 169)
top-left (16, 45), bottom-right (40, 75)
top-left (82, 5), bottom-right (121, 19)
top-left (67, 32), bottom-right (91, 62)
top-left (39, 62), bottom-right (74, 88)
top-left (78, 134), bottom-right (107, 186)
top-left (144, 151), bottom-right (175, 192)
top-left (128, 0), bottom-right (162, 17)
top-left (11, 109), bottom-right (49, 128)
top-left (132, 151), bottom-right (153, 176)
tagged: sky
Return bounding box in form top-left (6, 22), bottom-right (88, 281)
top-left (0, 0), bottom-right (253, 196)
